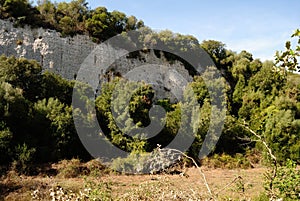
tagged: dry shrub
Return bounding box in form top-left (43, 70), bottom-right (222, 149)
top-left (201, 153), bottom-right (253, 169)
top-left (57, 158), bottom-right (82, 178)
top-left (85, 159), bottom-right (109, 177)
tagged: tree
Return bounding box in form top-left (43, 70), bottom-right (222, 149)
top-left (95, 79), bottom-right (154, 152)
top-left (0, 81), bottom-right (28, 127)
top-left (85, 7), bottom-right (110, 41)
top-left (201, 40), bottom-right (226, 67)
top-left (126, 16), bottom-right (141, 31)
top-left (0, 56), bottom-right (42, 101)
top-left (56, 0), bottom-right (88, 35)
top-left (0, 122), bottom-right (13, 164)
top-left (232, 74), bottom-right (246, 105)
top-left (32, 98), bottom-right (87, 161)
top-left (263, 108), bottom-right (300, 163)
top-left (1, 0), bottom-right (31, 18)
top-left (110, 10), bottom-right (127, 33)
top-left (232, 57), bottom-right (251, 79)
top-left (276, 29), bottom-right (300, 71)
top-left (37, 0), bottom-right (57, 29)
top-left (40, 71), bottom-right (74, 105)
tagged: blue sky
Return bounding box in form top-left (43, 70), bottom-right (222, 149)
top-left (36, 0), bottom-right (300, 61)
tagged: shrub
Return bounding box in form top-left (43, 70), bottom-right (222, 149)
top-left (84, 179), bottom-right (112, 201)
top-left (201, 153), bottom-right (253, 169)
top-left (85, 159), bottom-right (109, 177)
top-left (110, 148), bottom-right (182, 174)
top-left (57, 158), bottom-right (81, 178)
top-left (12, 143), bottom-right (36, 174)
top-left (270, 160), bottom-right (300, 200)
top-left (110, 153), bottom-right (149, 174)
top-left (253, 193), bottom-right (269, 201)
top-left (0, 125), bottom-right (13, 165)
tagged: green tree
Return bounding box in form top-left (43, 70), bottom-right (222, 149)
top-left (1, 0), bottom-right (31, 18)
top-left (0, 122), bottom-right (13, 164)
top-left (36, 0), bottom-right (57, 29)
top-left (263, 108), bottom-right (300, 163)
top-left (33, 98), bottom-right (85, 161)
top-left (0, 56), bottom-right (42, 101)
top-left (201, 40), bottom-right (226, 67)
top-left (56, 0), bottom-right (88, 35)
top-left (126, 15), bottom-right (143, 31)
top-left (232, 75), bottom-right (246, 105)
top-left (276, 29), bottom-right (300, 71)
top-left (0, 81), bottom-right (28, 132)
top-left (95, 79), bottom-right (154, 152)
top-left (0, 0), bottom-right (43, 27)
top-left (110, 10), bottom-right (127, 33)
top-left (40, 71), bottom-right (74, 105)
top-left (85, 7), bottom-right (110, 41)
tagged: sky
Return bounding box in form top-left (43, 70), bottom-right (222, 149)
top-left (35, 0), bottom-right (300, 61)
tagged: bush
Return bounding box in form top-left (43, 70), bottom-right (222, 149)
top-left (0, 125), bottom-right (13, 164)
top-left (57, 158), bottom-right (81, 178)
top-left (110, 153), bottom-right (149, 174)
top-left (270, 160), bottom-right (300, 200)
top-left (253, 193), bottom-right (269, 201)
top-left (84, 179), bottom-right (112, 201)
top-left (111, 148), bottom-right (182, 174)
top-left (12, 143), bottom-right (36, 174)
top-left (201, 153), bottom-right (253, 169)
top-left (85, 159), bottom-right (109, 177)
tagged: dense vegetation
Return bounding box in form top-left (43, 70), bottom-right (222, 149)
top-left (0, 0), bottom-right (144, 41)
top-left (0, 0), bottom-right (299, 179)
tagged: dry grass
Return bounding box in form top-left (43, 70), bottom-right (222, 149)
top-left (0, 159), bottom-right (267, 200)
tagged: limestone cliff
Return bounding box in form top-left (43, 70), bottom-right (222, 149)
top-left (0, 19), bottom-right (192, 100)
top-left (0, 19), bottom-right (97, 79)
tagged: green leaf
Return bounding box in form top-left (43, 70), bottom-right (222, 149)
top-left (286, 41), bottom-right (291, 49)
top-left (292, 29), bottom-right (300, 37)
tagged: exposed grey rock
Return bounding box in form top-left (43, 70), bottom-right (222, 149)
top-left (0, 19), bottom-right (192, 100)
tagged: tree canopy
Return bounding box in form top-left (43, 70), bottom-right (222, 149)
top-left (0, 0), bottom-right (299, 174)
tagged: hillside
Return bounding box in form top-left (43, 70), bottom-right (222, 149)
top-left (0, 0), bottom-right (299, 200)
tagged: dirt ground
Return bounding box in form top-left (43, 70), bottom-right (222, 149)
top-left (104, 167), bottom-right (266, 199)
top-left (0, 166), bottom-right (267, 200)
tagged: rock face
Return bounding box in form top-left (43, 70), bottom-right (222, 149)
top-left (0, 19), bottom-right (97, 80)
top-left (0, 19), bottom-right (192, 100)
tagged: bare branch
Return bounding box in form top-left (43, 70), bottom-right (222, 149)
top-left (214, 176), bottom-right (243, 196)
top-left (241, 123), bottom-right (278, 199)
top-left (168, 148), bottom-right (216, 200)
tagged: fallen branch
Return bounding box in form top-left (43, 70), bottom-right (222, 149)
top-left (214, 175), bottom-right (243, 196)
